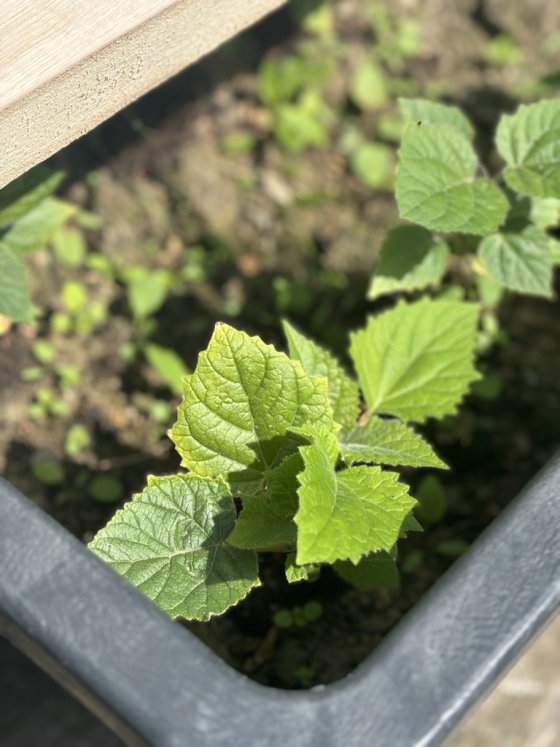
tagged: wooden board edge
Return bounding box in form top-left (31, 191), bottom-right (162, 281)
top-left (0, 0), bottom-right (286, 189)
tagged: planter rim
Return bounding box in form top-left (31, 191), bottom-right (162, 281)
top-left (1, 454), bottom-right (559, 746)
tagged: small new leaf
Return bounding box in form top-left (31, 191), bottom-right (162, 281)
top-left (283, 320), bottom-right (359, 428)
top-left (339, 417), bottom-right (447, 469)
top-left (295, 429), bottom-right (415, 565)
top-left (497, 100), bottom-right (560, 198)
top-left (349, 298), bottom-right (480, 423)
top-left (89, 474), bottom-right (259, 621)
top-left (285, 553), bottom-right (320, 583)
top-left (227, 454), bottom-right (301, 550)
top-left (368, 225), bottom-right (449, 299)
top-left (478, 226), bottom-right (553, 298)
top-left (170, 324), bottom-right (334, 494)
top-left (396, 123), bottom-right (508, 234)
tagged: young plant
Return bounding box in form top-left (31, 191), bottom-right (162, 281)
top-left (0, 166), bottom-right (97, 323)
top-left (89, 296), bottom-right (480, 621)
top-left (369, 98), bottom-right (560, 301)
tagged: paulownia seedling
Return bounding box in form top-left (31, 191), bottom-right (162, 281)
top-left (89, 296), bottom-right (480, 621)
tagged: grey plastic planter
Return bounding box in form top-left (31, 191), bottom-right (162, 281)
top-left (1, 454), bottom-right (559, 747)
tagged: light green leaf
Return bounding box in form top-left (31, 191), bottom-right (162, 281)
top-left (227, 454), bottom-right (301, 550)
top-left (0, 248), bottom-right (32, 322)
top-left (349, 298), bottom-right (480, 423)
top-left (339, 417), bottom-right (447, 469)
top-left (285, 553), bottom-right (320, 583)
top-left (350, 143), bottom-right (394, 189)
top-left (51, 226), bottom-right (86, 267)
top-left (89, 474), bottom-right (259, 621)
top-left (274, 91), bottom-right (332, 153)
top-left (144, 344), bottom-right (189, 397)
top-left (283, 320), bottom-right (359, 428)
top-left (478, 226), bottom-right (553, 297)
top-left (334, 552), bottom-right (399, 589)
top-left (497, 99), bottom-right (560, 197)
top-left (368, 225), bottom-right (449, 299)
top-left (0, 167), bottom-right (64, 228)
top-left (396, 124), bottom-right (508, 234)
top-left (550, 237), bottom-right (560, 265)
top-left (399, 98), bottom-right (474, 140)
top-left (258, 56), bottom-right (306, 106)
top-left (295, 430), bottom-right (415, 565)
top-left (2, 198), bottom-right (76, 254)
top-left (526, 197), bottom-right (560, 228)
top-left (170, 324), bottom-right (334, 495)
top-left (128, 269), bottom-right (170, 319)
top-left (350, 59), bottom-right (388, 111)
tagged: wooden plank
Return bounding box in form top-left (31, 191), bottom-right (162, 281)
top-left (0, 0), bottom-right (286, 188)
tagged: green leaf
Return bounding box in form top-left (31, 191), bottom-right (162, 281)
top-left (496, 100), bottom-right (560, 198)
top-left (399, 98), bottom-right (475, 140)
top-left (274, 91), bottom-right (332, 152)
top-left (170, 324), bottom-right (334, 495)
top-left (334, 552), bottom-right (399, 589)
top-left (144, 344), bottom-right (189, 397)
top-left (396, 124), bottom-right (508, 234)
top-left (350, 59), bottom-right (388, 111)
top-left (51, 226), bottom-right (86, 267)
top-left (88, 475), bottom-right (124, 504)
top-left (478, 226), bottom-right (553, 297)
top-left (127, 269), bottom-right (170, 319)
top-left (285, 553), bottom-right (320, 583)
top-left (283, 320), bottom-right (359, 428)
top-left (349, 298), bottom-right (480, 423)
top-left (89, 474), bottom-right (259, 621)
top-left (415, 474), bottom-right (447, 525)
top-left (258, 56), bottom-right (306, 106)
top-left (0, 248), bottom-right (32, 322)
top-left (227, 454), bottom-right (301, 550)
top-left (0, 167), bottom-right (64, 228)
top-left (339, 417), bottom-right (447, 469)
top-left (550, 237), bottom-right (560, 265)
top-left (1, 198), bottom-right (76, 254)
top-left (350, 143), bottom-right (394, 189)
top-left (368, 225), bottom-right (449, 299)
top-left (295, 429), bottom-right (415, 565)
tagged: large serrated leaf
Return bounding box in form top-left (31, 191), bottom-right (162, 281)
top-left (339, 417), bottom-right (447, 469)
top-left (0, 248), bottom-right (32, 322)
top-left (227, 453), bottom-right (301, 550)
top-left (89, 474), bottom-right (259, 621)
top-left (349, 298), bottom-right (480, 423)
top-left (283, 320), bottom-right (359, 428)
top-left (399, 98), bottom-right (474, 140)
top-left (0, 167), bottom-right (64, 228)
top-left (496, 100), bottom-right (560, 198)
top-left (396, 123), bottom-right (508, 234)
top-left (368, 225), bottom-right (449, 299)
top-left (478, 226), bottom-right (553, 298)
top-left (295, 429), bottom-right (415, 565)
top-left (170, 324), bottom-right (334, 495)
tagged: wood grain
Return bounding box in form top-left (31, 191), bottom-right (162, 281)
top-left (0, 0), bottom-right (285, 188)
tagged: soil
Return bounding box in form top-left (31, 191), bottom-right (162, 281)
top-left (1, 0), bottom-right (559, 689)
